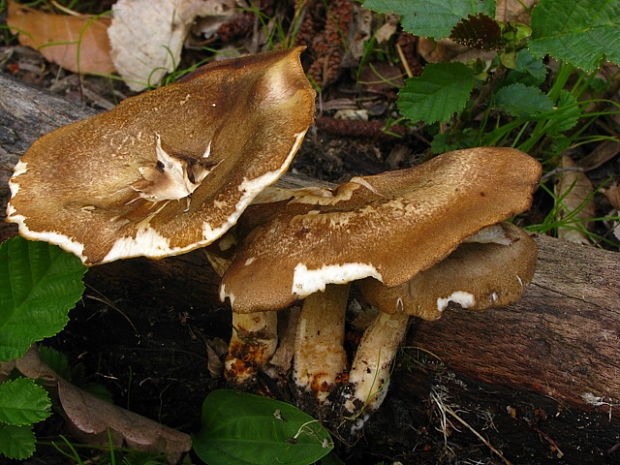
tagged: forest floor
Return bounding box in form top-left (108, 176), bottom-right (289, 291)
top-left (1, 1), bottom-right (620, 464)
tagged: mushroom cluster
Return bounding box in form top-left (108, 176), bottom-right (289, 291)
top-left (6, 48), bottom-right (542, 434)
top-left (218, 146), bottom-right (541, 429)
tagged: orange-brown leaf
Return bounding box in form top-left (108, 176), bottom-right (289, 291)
top-left (6, 1), bottom-right (115, 74)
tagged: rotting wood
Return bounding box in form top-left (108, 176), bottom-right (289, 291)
top-left (1, 72), bottom-right (619, 418)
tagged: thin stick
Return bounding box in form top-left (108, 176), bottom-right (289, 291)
top-left (431, 391), bottom-right (514, 465)
top-left (396, 43), bottom-right (413, 79)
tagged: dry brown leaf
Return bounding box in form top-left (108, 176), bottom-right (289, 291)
top-left (15, 346), bottom-right (191, 463)
top-left (374, 13), bottom-right (399, 44)
top-left (6, 1), bottom-right (115, 74)
top-left (417, 37), bottom-right (496, 63)
top-left (108, 0), bottom-right (235, 91)
top-left (206, 338), bottom-right (225, 378)
top-left (349, 5), bottom-right (373, 59)
top-left (601, 182), bottom-right (620, 240)
top-left (0, 360), bottom-right (16, 383)
top-left (601, 182), bottom-right (620, 210)
top-left (556, 155), bottom-right (596, 244)
top-left (59, 379), bottom-right (191, 462)
top-left (577, 139), bottom-right (620, 172)
top-left (495, 0), bottom-right (537, 23)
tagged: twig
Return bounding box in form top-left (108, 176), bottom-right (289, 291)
top-left (84, 284), bottom-right (140, 335)
top-left (431, 390), bottom-right (514, 465)
top-left (396, 42), bottom-right (413, 79)
top-left (541, 166), bottom-right (585, 180)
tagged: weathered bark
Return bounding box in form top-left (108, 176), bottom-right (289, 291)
top-left (1, 72), bottom-right (619, 417)
top-left (413, 237), bottom-right (620, 416)
top-left (0, 73), bottom-right (97, 241)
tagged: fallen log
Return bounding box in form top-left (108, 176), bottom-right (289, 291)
top-left (1, 72), bottom-right (619, 418)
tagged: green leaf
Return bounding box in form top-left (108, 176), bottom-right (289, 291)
top-left (529, 0), bottom-right (620, 72)
top-left (398, 62), bottom-right (475, 124)
top-left (38, 345), bottom-right (69, 378)
top-left (495, 83), bottom-right (554, 117)
top-left (0, 424), bottom-right (36, 459)
top-left (193, 390), bottom-right (333, 465)
top-left (505, 49), bottom-right (548, 87)
top-left (364, 0), bottom-right (495, 39)
top-left (548, 90), bottom-right (581, 133)
top-left (0, 378), bottom-right (52, 425)
top-left (0, 237), bottom-right (87, 361)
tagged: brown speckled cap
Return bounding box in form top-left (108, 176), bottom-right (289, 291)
top-left (220, 147), bottom-right (542, 313)
top-left (358, 222), bottom-right (538, 320)
top-left (7, 47), bottom-right (315, 265)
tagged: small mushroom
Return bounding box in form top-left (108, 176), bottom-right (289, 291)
top-left (347, 222), bottom-right (537, 428)
top-left (6, 47), bottom-right (315, 265)
top-left (220, 147), bottom-right (542, 417)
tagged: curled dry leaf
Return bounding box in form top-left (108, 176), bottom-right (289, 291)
top-left (108, 0), bottom-right (235, 91)
top-left (15, 346), bottom-right (191, 463)
top-left (58, 379), bottom-right (191, 462)
top-left (577, 139), bottom-right (620, 172)
top-left (556, 155), bottom-right (596, 244)
top-left (6, 1), bottom-right (115, 74)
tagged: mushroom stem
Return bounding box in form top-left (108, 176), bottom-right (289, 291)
top-left (294, 284), bottom-right (349, 403)
top-left (265, 307), bottom-right (301, 380)
top-left (224, 311), bottom-right (278, 386)
top-left (205, 250), bottom-right (279, 387)
top-left (344, 310), bottom-right (410, 421)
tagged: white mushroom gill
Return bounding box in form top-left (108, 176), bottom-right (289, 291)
top-left (132, 134), bottom-right (218, 202)
top-left (464, 224), bottom-right (513, 245)
top-left (292, 262), bottom-right (383, 297)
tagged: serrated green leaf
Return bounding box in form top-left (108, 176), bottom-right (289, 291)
top-left (495, 83), bottom-right (553, 117)
top-left (0, 237), bottom-right (87, 361)
top-left (398, 62), bottom-right (475, 124)
top-left (0, 424), bottom-right (35, 459)
top-left (193, 390), bottom-right (333, 465)
top-left (529, 0), bottom-right (620, 72)
top-left (37, 345), bottom-right (69, 378)
top-left (505, 49), bottom-right (548, 87)
top-left (549, 90), bottom-right (581, 133)
top-left (0, 378), bottom-right (51, 425)
top-left (364, 0), bottom-right (495, 39)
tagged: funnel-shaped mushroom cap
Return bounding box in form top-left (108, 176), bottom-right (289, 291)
top-left (220, 147), bottom-right (541, 313)
top-left (359, 222), bottom-right (537, 320)
top-left (6, 48), bottom-right (315, 265)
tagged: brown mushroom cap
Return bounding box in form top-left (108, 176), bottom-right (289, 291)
top-left (220, 147), bottom-right (542, 313)
top-left (6, 47), bottom-right (315, 265)
top-left (358, 222), bottom-right (538, 320)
